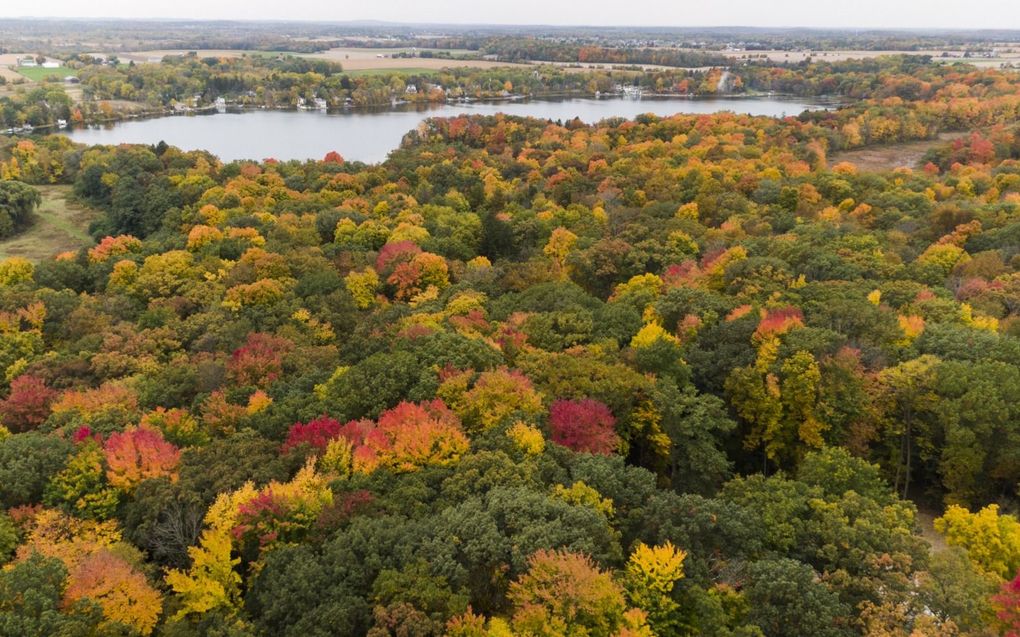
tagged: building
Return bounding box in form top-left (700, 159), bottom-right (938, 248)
top-left (18, 57), bottom-right (38, 67)
top-left (41, 61), bottom-right (60, 69)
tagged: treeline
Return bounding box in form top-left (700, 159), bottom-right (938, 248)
top-left (9, 53), bottom-right (1020, 134)
top-left (472, 37), bottom-right (730, 67)
top-left (74, 54), bottom-right (730, 111)
top-left (0, 179), bottom-right (40, 238)
top-left (0, 85), bottom-right (73, 129)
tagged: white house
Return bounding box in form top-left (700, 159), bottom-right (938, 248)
top-left (41, 61), bottom-right (60, 69)
top-left (18, 57), bottom-right (38, 67)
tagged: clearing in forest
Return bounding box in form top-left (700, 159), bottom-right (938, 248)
top-left (828, 132), bottom-right (969, 172)
top-left (0, 185), bottom-right (98, 262)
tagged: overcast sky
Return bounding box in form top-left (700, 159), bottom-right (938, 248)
top-left (5, 0), bottom-right (1020, 30)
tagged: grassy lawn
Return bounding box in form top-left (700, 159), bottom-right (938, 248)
top-left (15, 66), bottom-right (78, 81)
top-left (0, 185), bottom-right (98, 262)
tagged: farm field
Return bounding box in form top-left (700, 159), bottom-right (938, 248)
top-left (100, 47), bottom-right (533, 72)
top-left (343, 67), bottom-right (447, 77)
top-left (712, 47), bottom-right (1020, 66)
top-left (0, 53), bottom-right (78, 82)
top-left (90, 49), bottom-right (290, 63)
top-left (13, 66), bottom-right (77, 81)
top-left (0, 53), bottom-right (28, 82)
top-left (0, 185), bottom-right (97, 262)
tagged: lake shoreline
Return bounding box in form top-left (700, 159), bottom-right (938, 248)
top-left (63, 94), bottom-right (832, 164)
top-left (26, 90), bottom-right (756, 136)
top-left (61, 90), bottom-right (837, 135)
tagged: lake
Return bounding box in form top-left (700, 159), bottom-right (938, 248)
top-left (67, 96), bottom-right (829, 164)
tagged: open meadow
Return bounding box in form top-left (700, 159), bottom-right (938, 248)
top-left (0, 185), bottom-right (97, 261)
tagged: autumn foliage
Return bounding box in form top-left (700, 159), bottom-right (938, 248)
top-left (227, 332), bottom-right (292, 387)
top-left (548, 398), bottom-right (618, 455)
top-left (64, 549), bottom-right (163, 636)
top-left (338, 400), bottom-right (470, 473)
top-left (103, 427), bottom-right (181, 492)
top-left (0, 374), bottom-right (56, 432)
top-left (282, 415), bottom-right (344, 453)
top-left (995, 572), bottom-right (1020, 637)
top-left (5, 48), bottom-right (1020, 636)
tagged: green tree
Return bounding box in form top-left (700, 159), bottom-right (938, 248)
top-left (875, 356), bottom-right (940, 499)
top-left (0, 553), bottom-right (105, 637)
top-left (0, 181), bottom-right (40, 238)
top-left (743, 559), bottom-right (852, 637)
top-left (0, 433), bottom-right (72, 509)
top-left (655, 379), bottom-right (734, 495)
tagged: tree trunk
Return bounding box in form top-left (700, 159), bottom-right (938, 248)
top-left (902, 422), bottom-right (912, 500)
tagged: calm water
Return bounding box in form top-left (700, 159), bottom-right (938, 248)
top-left (67, 96), bottom-right (827, 164)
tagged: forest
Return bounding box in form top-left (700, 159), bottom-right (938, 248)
top-left (3, 52), bottom-right (1020, 636)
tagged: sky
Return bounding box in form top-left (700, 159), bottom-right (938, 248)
top-left (4, 0), bottom-right (1020, 30)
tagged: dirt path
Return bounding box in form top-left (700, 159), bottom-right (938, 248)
top-left (915, 507), bottom-right (949, 554)
top-left (0, 185), bottom-right (98, 262)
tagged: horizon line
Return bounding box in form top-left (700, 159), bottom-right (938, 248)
top-left (1, 17), bottom-right (1020, 33)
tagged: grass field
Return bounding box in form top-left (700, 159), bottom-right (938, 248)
top-left (828, 132), bottom-right (967, 172)
top-left (14, 66), bottom-right (78, 81)
top-left (102, 47), bottom-right (531, 72)
top-left (344, 67), bottom-right (444, 77)
top-left (0, 185), bottom-right (98, 262)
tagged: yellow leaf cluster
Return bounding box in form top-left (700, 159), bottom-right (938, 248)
top-left (507, 421), bottom-right (545, 456)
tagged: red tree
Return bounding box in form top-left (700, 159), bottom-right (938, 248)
top-left (753, 306), bottom-right (804, 340)
top-left (282, 416), bottom-right (343, 453)
top-left (338, 400), bottom-right (469, 473)
top-left (103, 427), bottom-right (181, 491)
top-left (0, 375), bottom-right (57, 432)
top-left (995, 571), bottom-right (1020, 637)
top-left (228, 332), bottom-right (292, 388)
top-left (548, 398), bottom-right (618, 455)
top-left (375, 240), bottom-right (421, 276)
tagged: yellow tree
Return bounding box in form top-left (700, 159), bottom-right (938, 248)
top-left (509, 549), bottom-right (630, 637)
top-left (543, 227), bottom-right (578, 279)
top-left (934, 504), bottom-right (1020, 579)
top-left (624, 542), bottom-right (687, 634)
top-left (164, 483), bottom-right (256, 620)
top-left (64, 549), bottom-right (163, 636)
